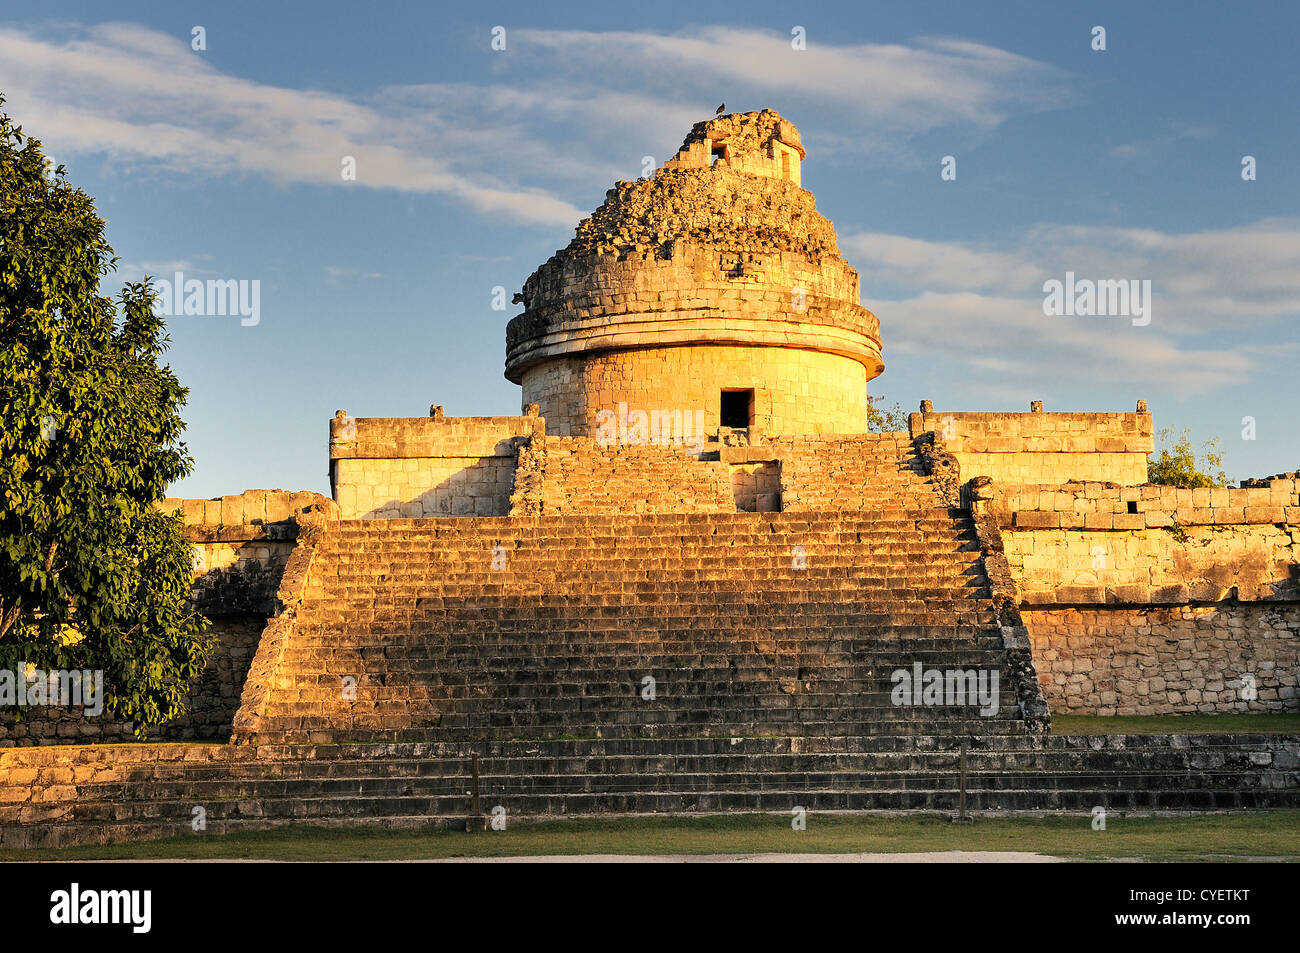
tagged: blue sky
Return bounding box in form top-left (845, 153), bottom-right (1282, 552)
top-left (2, 1), bottom-right (1297, 496)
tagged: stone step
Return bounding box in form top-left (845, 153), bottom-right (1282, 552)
top-left (21, 765), bottom-right (1268, 812)
top-left (23, 746), bottom-right (1270, 784)
top-left (15, 784), bottom-right (1297, 848)
top-left (248, 722), bottom-right (1036, 744)
top-left (323, 515), bottom-right (975, 537)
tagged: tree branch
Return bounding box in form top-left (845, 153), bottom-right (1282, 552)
top-left (0, 601), bottom-right (21, 641)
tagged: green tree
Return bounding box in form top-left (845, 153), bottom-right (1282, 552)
top-left (0, 96), bottom-right (211, 734)
top-left (1147, 426), bottom-right (1228, 488)
top-left (867, 395), bottom-right (907, 433)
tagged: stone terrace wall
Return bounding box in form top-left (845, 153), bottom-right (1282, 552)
top-left (771, 433), bottom-right (940, 511)
top-left (329, 413), bottom-right (543, 518)
top-left (1023, 605), bottom-right (1299, 716)
top-left (986, 479), bottom-right (1300, 716)
top-left (910, 409), bottom-right (1152, 486)
top-left (994, 479), bottom-right (1300, 604)
top-left (0, 490), bottom-right (332, 746)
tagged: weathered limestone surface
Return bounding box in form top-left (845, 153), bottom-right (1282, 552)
top-left (508, 436), bottom-right (735, 516)
top-left (329, 414), bottom-right (543, 518)
top-left (995, 479), bottom-right (1300, 604)
top-left (772, 433), bottom-right (939, 511)
top-left (666, 109), bottom-right (806, 184)
top-left (508, 432), bottom-right (952, 517)
top-left (521, 344), bottom-right (870, 437)
top-left (6, 733), bottom-right (1298, 848)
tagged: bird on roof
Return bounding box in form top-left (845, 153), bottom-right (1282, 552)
top-left (715, 103), bottom-right (725, 116)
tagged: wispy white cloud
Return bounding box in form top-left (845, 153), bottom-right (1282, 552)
top-left (323, 265), bottom-right (384, 285)
top-left (0, 22), bottom-right (585, 226)
top-left (0, 21), bottom-right (1069, 226)
top-left (513, 29), bottom-right (1067, 132)
top-left (843, 220), bottom-right (1300, 394)
top-left (1109, 121), bottom-right (1217, 161)
top-left (845, 220), bottom-right (1300, 331)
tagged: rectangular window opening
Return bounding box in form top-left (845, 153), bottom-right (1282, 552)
top-left (721, 389), bottom-right (754, 429)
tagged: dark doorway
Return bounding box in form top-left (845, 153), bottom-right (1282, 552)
top-left (720, 389), bottom-right (753, 429)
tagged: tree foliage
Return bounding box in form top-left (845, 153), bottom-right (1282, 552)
top-left (1147, 426), bottom-right (1228, 488)
top-left (867, 395), bottom-right (907, 434)
top-left (0, 96), bottom-right (211, 733)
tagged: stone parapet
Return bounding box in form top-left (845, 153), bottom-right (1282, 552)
top-left (991, 478), bottom-right (1300, 529)
top-left (328, 413), bottom-right (543, 519)
top-left (910, 409), bottom-right (1153, 485)
top-left (158, 489), bottom-right (336, 528)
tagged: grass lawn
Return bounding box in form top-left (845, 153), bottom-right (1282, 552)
top-left (5, 811), bottom-right (1299, 862)
top-left (1052, 713), bottom-right (1300, 735)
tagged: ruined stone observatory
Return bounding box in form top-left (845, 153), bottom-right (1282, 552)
top-left (505, 110), bottom-right (882, 437)
top-left (4, 107), bottom-right (1298, 852)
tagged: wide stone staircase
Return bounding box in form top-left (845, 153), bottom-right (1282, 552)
top-left (249, 506), bottom-right (1017, 743)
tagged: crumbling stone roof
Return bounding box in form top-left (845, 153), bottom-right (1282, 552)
top-left (520, 110), bottom-right (839, 294)
top-left (678, 108), bottom-right (805, 160)
top-left (560, 166), bottom-right (840, 264)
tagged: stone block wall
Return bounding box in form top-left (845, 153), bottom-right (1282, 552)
top-left (771, 433), bottom-right (939, 511)
top-left (1024, 605), bottom-right (1299, 716)
top-left (329, 414), bottom-right (543, 518)
top-left (729, 460), bottom-right (782, 512)
top-left (0, 491), bottom-right (330, 745)
top-left (508, 436), bottom-right (735, 515)
top-left (985, 479), bottom-right (1300, 716)
top-left (995, 479), bottom-right (1300, 604)
top-left (911, 410), bottom-right (1152, 485)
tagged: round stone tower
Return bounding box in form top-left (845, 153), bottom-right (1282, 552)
top-left (505, 109), bottom-right (882, 437)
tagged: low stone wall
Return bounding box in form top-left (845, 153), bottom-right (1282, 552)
top-left (911, 408), bottom-right (1152, 485)
top-left (994, 478), bottom-right (1300, 530)
top-left (329, 413), bottom-right (542, 518)
top-left (0, 491), bottom-right (332, 746)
